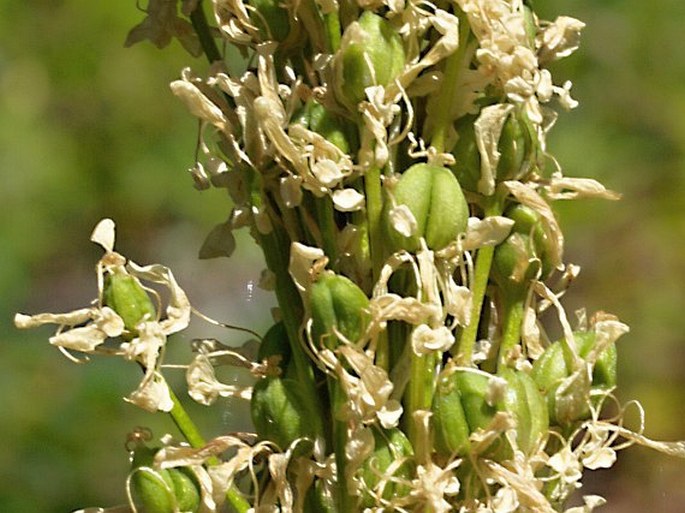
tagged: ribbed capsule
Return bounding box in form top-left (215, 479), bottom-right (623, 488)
top-left (385, 163), bottom-right (469, 252)
top-left (309, 271), bottom-right (370, 349)
top-left (130, 445), bottom-right (200, 513)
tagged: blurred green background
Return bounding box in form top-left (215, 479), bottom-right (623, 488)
top-left (2, 0), bottom-right (684, 511)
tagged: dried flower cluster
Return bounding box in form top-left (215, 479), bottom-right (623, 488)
top-left (16, 1), bottom-right (685, 512)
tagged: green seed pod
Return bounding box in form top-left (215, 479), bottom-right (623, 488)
top-left (304, 478), bottom-right (338, 513)
top-left (103, 272), bottom-right (156, 336)
top-left (309, 271), bottom-right (370, 348)
top-left (491, 232), bottom-right (541, 299)
top-left (294, 100), bottom-right (358, 154)
top-left (257, 321), bottom-right (291, 375)
top-left (492, 203), bottom-right (555, 298)
top-left (130, 445), bottom-right (200, 513)
top-left (385, 163), bottom-right (469, 252)
top-left (247, 0), bottom-right (291, 42)
top-left (358, 427), bottom-right (414, 508)
top-left (450, 114), bottom-right (480, 193)
top-left (451, 110), bottom-right (537, 192)
top-left (251, 376), bottom-right (320, 449)
top-left (531, 331), bottom-right (618, 426)
top-left (432, 373), bottom-right (472, 457)
top-left (334, 11), bottom-right (405, 108)
top-left (432, 369), bottom-right (547, 459)
top-left (497, 368), bottom-right (548, 455)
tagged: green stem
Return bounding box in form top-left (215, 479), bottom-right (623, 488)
top-left (497, 295), bottom-right (525, 372)
top-left (330, 383), bottom-right (354, 513)
top-left (364, 166), bottom-right (384, 283)
top-left (166, 385), bottom-right (251, 513)
top-left (405, 350), bottom-right (438, 447)
top-left (167, 386), bottom-right (207, 450)
top-left (314, 196), bottom-right (339, 267)
top-left (454, 197), bottom-right (504, 365)
top-left (429, 14), bottom-right (471, 153)
top-left (257, 224), bottom-right (328, 447)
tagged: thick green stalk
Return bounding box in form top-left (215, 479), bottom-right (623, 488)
top-left (257, 224), bottom-right (328, 447)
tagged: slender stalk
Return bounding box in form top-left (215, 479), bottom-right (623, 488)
top-left (454, 196), bottom-right (504, 365)
top-left (364, 166), bottom-right (384, 283)
top-left (167, 385), bottom-right (208, 450)
top-left (497, 296), bottom-right (525, 372)
top-left (166, 385), bottom-right (252, 513)
top-left (405, 350), bottom-right (438, 446)
top-left (428, 14), bottom-right (471, 153)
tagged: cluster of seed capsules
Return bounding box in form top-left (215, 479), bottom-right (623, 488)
top-left (19, 1), bottom-right (644, 512)
top-left (132, 0), bottom-right (633, 511)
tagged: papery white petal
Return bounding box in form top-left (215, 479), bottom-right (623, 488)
top-left (332, 188), bottom-right (365, 212)
top-left (90, 218), bottom-right (116, 253)
top-left (389, 204), bottom-right (417, 237)
top-left (464, 216), bottom-right (515, 250)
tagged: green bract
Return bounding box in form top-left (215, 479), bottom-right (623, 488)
top-left (334, 11), bottom-right (405, 109)
top-left (532, 331), bottom-right (618, 426)
top-left (251, 376), bottom-right (321, 449)
top-left (432, 369), bottom-right (548, 459)
top-left (309, 271), bottom-right (370, 348)
top-left (248, 0), bottom-right (291, 42)
top-left (358, 427), bottom-right (414, 508)
top-left (130, 445), bottom-right (200, 513)
top-left (103, 272), bottom-right (156, 336)
top-left (385, 163), bottom-right (469, 252)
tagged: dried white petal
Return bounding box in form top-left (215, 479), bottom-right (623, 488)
top-left (332, 188), bottom-right (365, 212)
top-left (91, 218), bottom-right (116, 253)
top-left (411, 324), bottom-right (455, 355)
top-left (464, 216), bottom-right (515, 250)
top-left (126, 371), bottom-right (174, 412)
top-left (389, 204), bottom-right (418, 238)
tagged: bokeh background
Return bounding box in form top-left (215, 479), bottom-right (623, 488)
top-left (2, 0), bottom-right (684, 511)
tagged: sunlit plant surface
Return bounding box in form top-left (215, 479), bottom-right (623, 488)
top-left (15, 1), bottom-right (685, 512)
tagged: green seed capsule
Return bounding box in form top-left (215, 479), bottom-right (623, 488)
top-left (103, 272), bottom-right (156, 336)
top-left (451, 110), bottom-right (537, 192)
top-left (497, 368), bottom-right (548, 455)
top-left (309, 272), bottom-right (370, 348)
top-left (431, 369), bottom-right (547, 459)
top-left (358, 427), bottom-right (414, 508)
top-left (531, 331), bottom-right (618, 426)
top-left (432, 374), bottom-right (472, 457)
top-left (257, 321), bottom-right (291, 375)
top-left (295, 100), bottom-right (358, 154)
top-left (335, 11), bottom-right (405, 108)
top-left (492, 203), bottom-right (556, 299)
top-left (130, 445), bottom-right (200, 513)
top-left (385, 163), bottom-right (469, 252)
top-left (251, 376), bottom-right (320, 449)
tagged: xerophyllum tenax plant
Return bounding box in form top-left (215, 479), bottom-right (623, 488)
top-left (15, 1), bottom-right (685, 512)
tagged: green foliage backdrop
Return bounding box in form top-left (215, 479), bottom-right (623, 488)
top-left (2, 0), bottom-right (684, 511)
